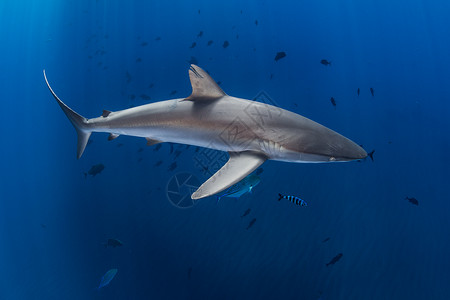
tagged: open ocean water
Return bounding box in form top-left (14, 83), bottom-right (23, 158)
top-left (1, 0), bottom-right (449, 299)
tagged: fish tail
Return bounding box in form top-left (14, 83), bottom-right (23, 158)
top-left (44, 70), bottom-right (92, 159)
top-left (278, 193), bottom-right (283, 201)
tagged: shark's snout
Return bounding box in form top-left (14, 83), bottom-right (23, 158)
top-left (329, 139), bottom-right (367, 161)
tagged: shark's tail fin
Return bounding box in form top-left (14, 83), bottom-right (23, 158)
top-left (44, 70), bottom-right (91, 159)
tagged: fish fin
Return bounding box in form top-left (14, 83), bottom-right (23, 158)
top-left (191, 151), bottom-right (266, 199)
top-left (102, 110), bottom-right (112, 117)
top-left (184, 64), bottom-right (226, 101)
top-left (108, 133), bottom-right (119, 141)
top-left (146, 138), bottom-right (163, 146)
top-left (367, 150), bottom-right (375, 161)
top-left (44, 70), bottom-right (91, 159)
top-left (278, 193), bottom-right (283, 201)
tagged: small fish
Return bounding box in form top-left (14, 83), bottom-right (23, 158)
top-left (198, 9), bottom-right (200, 14)
top-left (274, 51), bottom-right (286, 62)
top-left (155, 36), bottom-right (161, 41)
top-left (246, 218), bottom-right (256, 230)
top-left (278, 194), bottom-right (307, 206)
top-left (154, 160), bottom-right (163, 167)
top-left (173, 149), bottom-right (182, 160)
top-left (87, 164), bottom-right (105, 177)
top-left (153, 144), bottom-right (162, 152)
top-left (406, 196), bottom-right (419, 206)
top-left (236, 34), bottom-right (239, 39)
top-left (168, 162), bottom-right (177, 171)
top-left (330, 97), bottom-right (336, 108)
top-left (40, 223), bottom-right (47, 229)
top-left (190, 42), bottom-right (196, 49)
top-left (141, 42), bottom-right (148, 46)
top-left (117, 143), bottom-right (124, 148)
top-left (170, 90), bottom-right (177, 96)
top-left (270, 73), bottom-right (274, 80)
top-left (367, 150), bottom-right (375, 162)
top-left (169, 144), bottom-right (174, 154)
top-left (129, 94), bottom-right (136, 100)
top-left (223, 41), bottom-right (229, 48)
top-left (103, 238), bottom-right (123, 248)
top-left (140, 94), bottom-right (151, 100)
top-left (136, 58), bottom-right (142, 63)
top-left (137, 148), bottom-right (143, 153)
top-left (255, 19), bottom-right (258, 26)
top-left (207, 40), bottom-right (213, 46)
top-left (197, 31), bottom-right (203, 37)
top-left (326, 253), bottom-right (343, 267)
top-left (255, 167), bottom-right (264, 175)
top-left (322, 237), bottom-right (330, 243)
top-left (370, 87), bottom-right (374, 96)
top-left (216, 174), bottom-right (260, 201)
top-left (97, 269), bottom-right (118, 289)
top-left (357, 88), bottom-right (360, 96)
top-left (320, 59), bottom-right (331, 66)
top-left (241, 209), bottom-right (251, 218)
top-left (148, 83), bottom-right (154, 88)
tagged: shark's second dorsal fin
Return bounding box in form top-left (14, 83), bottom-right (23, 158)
top-left (184, 64), bottom-right (226, 101)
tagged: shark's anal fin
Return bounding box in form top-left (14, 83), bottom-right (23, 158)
top-left (184, 64), bottom-right (226, 101)
top-left (191, 151), bottom-right (266, 200)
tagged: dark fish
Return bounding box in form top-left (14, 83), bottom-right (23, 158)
top-left (223, 41), bottom-right (229, 48)
top-left (188, 56), bottom-right (198, 65)
top-left (129, 94), bottom-right (136, 100)
top-left (140, 94), bottom-right (151, 100)
top-left (367, 150), bottom-right (375, 162)
top-left (126, 71), bottom-right (132, 83)
top-left (198, 9), bottom-right (200, 14)
top-left (155, 36), bottom-right (161, 41)
top-left (255, 19), bottom-right (258, 26)
top-left (217, 81), bottom-right (221, 86)
top-left (270, 73), bottom-right (274, 80)
top-left (40, 223), bottom-right (47, 229)
top-left (406, 196), bottom-right (419, 206)
top-left (370, 87), bottom-right (374, 96)
top-left (148, 83), bottom-right (154, 88)
top-left (322, 237), bottom-right (330, 243)
top-left (117, 143), bottom-right (124, 148)
top-left (197, 31), bottom-right (203, 37)
top-left (188, 267), bottom-right (192, 279)
top-left (357, 88), bottom-right (360, 96)
top-left (330, 97), bottom-right (336, 108)
top-left (241, 209), bottom-right (251, 218)
top-left (326, 253), bottom-right (343, 266)
top-left (195, 146), bottom-right (200, 153)
top-left (190, 42), bottom-right (196, 49)
top-left (173, 150), bottom-right (182, 160)
top-left (236, 34), bottom-right (239, 39)
top-left (320, 59), bottom-right (331, 66)
top-left (137, 157), bottom-right (143, 162)
top-left (154, 160), bottom-right (163, 167)
top-left (170, 90), bottom-right (177, 96)
top-left (255, 167), bottom-right (264, 175)
top-left (278, 193), bottom-right (307, 206)
top-left (170, 144), bottom-right (174, 154)
top-left (153, 144), bottom-right (162, 152)
top-left (207, 40), bottom-right (213, 46)
top-left (274, 51), bottom-right (286, 62)
top-left (137, 148), bottom-right (143, 153)
top-left (141, 42), bottom-right (148, 46)
top-left (168, 162), bottom-right (177, 171)
top-left (136, 58), bottom-right (142, 63)
top-left (246, 218), bottom-right (256, 230)
top-left (103, 238), bottom-right (123, 248)
top-left (88, 164), bottom-right (104, 177)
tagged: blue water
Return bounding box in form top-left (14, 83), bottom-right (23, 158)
top-left (1, 0), bottom-right (449, 299)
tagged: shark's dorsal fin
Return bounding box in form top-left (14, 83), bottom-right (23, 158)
top-left (146, 138), bottom-right (162, 146)
top-left (108, 133), bottom-right (119, 141)
top-left (184, 64), bottom-right (226, 101)
top-left (191, 151), bottom-right (266, 199)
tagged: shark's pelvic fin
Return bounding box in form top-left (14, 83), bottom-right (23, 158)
top-left (191, 151), bottom-right (266, 199)
top-left (43, 70), bottom-right (91, 159)
top-left (184, 64), bottom-right (226, 101)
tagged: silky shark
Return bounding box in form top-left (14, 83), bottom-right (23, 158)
top-left (44, 65), bottom-right (366, 199)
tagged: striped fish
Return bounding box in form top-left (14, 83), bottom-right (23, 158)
top-left (278, 193), bottom-right (307, 206)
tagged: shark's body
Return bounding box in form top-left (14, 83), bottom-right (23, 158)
top-left (44, 65), bottom-right (366, 199)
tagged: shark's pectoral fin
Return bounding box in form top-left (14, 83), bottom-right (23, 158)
top-left (184, 64), bottom-right (226, 101)
top-left (191, 151), bottom-right (266, 200)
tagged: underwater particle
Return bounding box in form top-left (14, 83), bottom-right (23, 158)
top-left (87, 163), bottom-right (105, 177)
top-left (236, 34), bottom-right (239, 39)
top-left (136, 58), bottom-right (142, 63)
top-left (207, 40), bottom-right (213, 46)
top-left (197, 31), bottom-right (203, 37)
top-left (170, 90), bottom-right (177, 96)
top-left (330, 97), bottom-right (336, 108)
top-left (255, 19), bottom-right (258, 25)
top-left (406, 196), bottom-right (419, 206)
top-left (326, 253), bottom-right (343, 266)
top-left (140, 94), bottom-right (151, 100)
top-left (223, 40), bottom-right (230, 48)
top-left (190, 42), bottom-right (197, 49)
top-left (103, 238), bottom-right (123, 248)
top-left (320, 59), bottom-right (331, 66)
top-left (97, 269), bottom-right (118, 290)
top-left (126, 71), bottom-right (132, 83)
top-left (278, 194), bottom-right (307, 206)
top-left (270, 73), bottom-right (274, 80)
top-left (357, 88), bottom-right (360, 96)
top-left (274, 51), bottom-right (286, 62)
top-left (129, 94), bottom-right (136, 100)
top-left (155, 36), bottom-right (161, 41)
top-left (137, 147), bottom-right (143, 153)
top-left (148, 83), bottom-right (154, 88)
top-left (246, 218), bottom-right (256, 230)
top-left (198, 9), bottom-right (200, 14)
top-left (168, 161), bottom-right (177, 171)
top-left (154, 160), bottom-right (163, 167)
top-left (141, 41), bottom-right (148, 46)
top-left (241, 208), bottom-right (251, 218)
top-left (322, 237), bottom-right (330, 243)
top-left (370, 87), bottom-right (374, 96)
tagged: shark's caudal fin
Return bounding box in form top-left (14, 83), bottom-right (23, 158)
top-left (43, 70), bottom-right (91, 159)
top-left (184, 64), bottom-right (226, 101)
top-left (191, 151), bottom-right (266, 200)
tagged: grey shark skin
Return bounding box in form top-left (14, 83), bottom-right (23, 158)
top-left (44, 65), bottom-right (366, 199)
